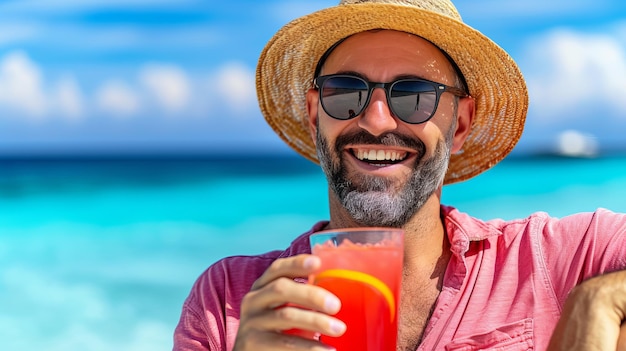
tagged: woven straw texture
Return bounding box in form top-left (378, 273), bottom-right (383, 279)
top-left (256, 0), bottom-right (528, 184)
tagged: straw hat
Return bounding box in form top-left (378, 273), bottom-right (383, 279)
top-left (256, 0), bottom-right (528, 184)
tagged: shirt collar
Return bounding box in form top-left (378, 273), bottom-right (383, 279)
top-left (442, 204), bottom-right (503, 256)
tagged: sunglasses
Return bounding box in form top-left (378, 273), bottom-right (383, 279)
top-left (314, 74), bottom-right (468, 124)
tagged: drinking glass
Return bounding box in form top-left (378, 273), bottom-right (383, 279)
top-left (309, 228), bottom-right (404, 351)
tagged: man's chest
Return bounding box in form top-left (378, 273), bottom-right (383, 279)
top-left (397, 280), bottom-right (442, 351)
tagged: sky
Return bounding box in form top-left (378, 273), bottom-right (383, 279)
top-left (0, 0), bottom-right (625, 157)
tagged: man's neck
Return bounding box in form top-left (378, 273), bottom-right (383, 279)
top-left (325, 189), bottom-right (448, 266)
top-left (400, 196), bottom-right (448, 270)
top-left (325, 191), bottom-right (451, 350)
top-left (397, 196), bottom-right (451, 351)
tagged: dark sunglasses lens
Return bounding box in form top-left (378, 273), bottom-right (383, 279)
top-left (389, 80), bottom-right (437, 123)
top-left (320, 76), bottom-right (368, 119)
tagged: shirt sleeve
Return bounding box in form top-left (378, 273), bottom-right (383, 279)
top-left (173, 262), bottom-right (228, 351)
top-left (171, 223), bottom-right (322, 350)
top-left (172, 255), bottom-right (280, 351)
top-left (539, 208), bottom-right (626, 307)
top-left (173, 293), bottom-right (214, 350)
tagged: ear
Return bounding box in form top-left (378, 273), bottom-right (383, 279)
top-left (306, 88), bottom-right (319, 146)
top-left (451, 96), bottom-right (475, 153)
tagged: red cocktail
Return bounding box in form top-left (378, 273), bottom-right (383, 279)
top-left (310, 228), bottom-right (403, 351)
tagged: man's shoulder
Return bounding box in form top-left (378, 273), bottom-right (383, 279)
top-left (492, 208), bottom-right (626, 237)
top-left (446, 205), bottom-right (625, 245)
top-left (444, 205), bottom-right (620, 241)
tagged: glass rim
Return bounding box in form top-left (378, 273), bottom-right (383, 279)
top-left (309, 227), bottom-right (404, 248)
top-left (310, 227), bottom-right (404, 236)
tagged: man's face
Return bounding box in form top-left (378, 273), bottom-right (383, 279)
top-left (307, 30), bottom-right (468, 227)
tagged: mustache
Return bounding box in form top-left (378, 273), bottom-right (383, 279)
top-left (334, 130), bottom-right (426, 155)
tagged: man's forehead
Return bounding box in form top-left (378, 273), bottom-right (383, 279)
top-left (313, 29), bottom-right (439, 78)
top-left (320, 30), bottom-right (454, 77)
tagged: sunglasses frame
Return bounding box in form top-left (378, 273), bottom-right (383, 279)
top-left (314, 74), bottom-right (468, 124)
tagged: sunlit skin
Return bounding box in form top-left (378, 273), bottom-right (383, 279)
top-left (306, 30), bottom-right (473, 234)
top-left (230, 28), bottom-right (626, 351)
top-left (305, 30), bottom-right (476, 350)
top-left (233, 30), bottom-right (475, 351)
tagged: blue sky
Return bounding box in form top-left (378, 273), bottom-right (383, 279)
top-left (0, 0), bottom-right (625, 156)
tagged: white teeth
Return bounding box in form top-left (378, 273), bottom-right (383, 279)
top-left (368, 150), bottom-right (377, 160)
top-left (376, 150), bottom-right (385, 160)
top-left (355, 149), bottom-right (407, 162)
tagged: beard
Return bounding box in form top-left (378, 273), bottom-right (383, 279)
top-left (316, 125), bottom-right (454, 228)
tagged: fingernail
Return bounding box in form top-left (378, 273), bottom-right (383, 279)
top-left (325, 296), bottom-right (341, 312)
top-left (329, 320), bottom-right (346, 335)
top-left (303, 256), bottom-right (319, 269)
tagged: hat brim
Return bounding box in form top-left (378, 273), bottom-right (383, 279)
top-left (256, 3), bottom-right (528, 184)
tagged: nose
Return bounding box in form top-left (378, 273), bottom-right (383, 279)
top-left (357, 87), bottom-right (398, 136)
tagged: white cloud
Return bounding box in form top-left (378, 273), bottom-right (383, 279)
top-left (556, 129), bottom-right (599, 157)
top-left (0, 51), bottom-right (201, 122)
top-left (0, 51), bottom-right (88, 122)
top-left (139, 63), bottom-right (191, 114)
top-left (95, 80), bottom-right (141, 117)
top-left (0, 51), bottom-right (47, 118)
top-left (214, 62), bottom-right (257, 116)
top-left (523, 27), bottom-right (626, 122)
top-left (53, 76), bottom-right (85, 121)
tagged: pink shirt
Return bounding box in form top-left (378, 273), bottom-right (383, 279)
top-left (173, 206), bottom-right (626, 350)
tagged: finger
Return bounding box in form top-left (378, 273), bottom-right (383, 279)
top-left (251, 255), bottom-right (320, 291)
top-left (608, 270), bottom-right (626, 318)
top-left (235, 329), bottom-right (336, 351)
top-left (242, 276), bottom-right (341, 315)
top-left (237, 291), bottom-right (344, 351)
top-left (617, 322), bottom-right (626, 351)
top-left (264, 305), bottom-right (346, 337)
top-left (547, 273), bottom-right (625, 351)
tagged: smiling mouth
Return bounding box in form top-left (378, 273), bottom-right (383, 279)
top-left (350, 148), bottom-right (409, 166)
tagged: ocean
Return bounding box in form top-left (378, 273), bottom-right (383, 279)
top-left (1, 154), bottom-right (625, 350)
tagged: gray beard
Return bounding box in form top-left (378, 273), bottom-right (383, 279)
top-left (316, 126), bottom-right (454, 228)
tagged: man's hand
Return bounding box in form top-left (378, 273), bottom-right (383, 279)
top-left (233, 254), bottom-right (346, 351)
top-left (548, 269), bottom-right (626, 351)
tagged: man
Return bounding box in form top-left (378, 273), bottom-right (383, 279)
top-left (174, 0), bottom-right (626, 350)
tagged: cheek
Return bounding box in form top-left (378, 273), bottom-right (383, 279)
top-left (318, 114), bottom-right (355, 141)
top-left (411, 122), bottom-right (445, 155)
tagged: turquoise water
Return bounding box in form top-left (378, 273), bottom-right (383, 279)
top-left (1, 155), bottom-right (625, 350)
